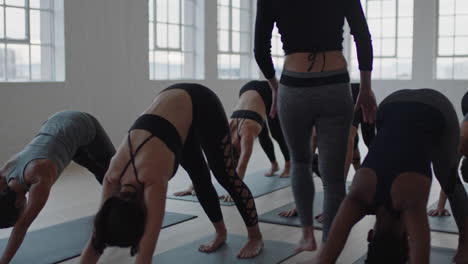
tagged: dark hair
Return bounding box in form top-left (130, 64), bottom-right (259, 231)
top-left (365, 229), bottom-right (409, 264)
top-left (0, 187), bottom-right (21, 228)
top-left (92, 192), bottom-right (146, 256)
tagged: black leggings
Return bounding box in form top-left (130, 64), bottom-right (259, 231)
top-left (72, 114), bottom-right (116, 184)
top-left (258, 116), bottom-right (290, 163)
top-left (165, 84), bottom-right (258, 227)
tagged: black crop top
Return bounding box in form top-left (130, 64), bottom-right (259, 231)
top-left (254, 0), bottom-right (373, 79)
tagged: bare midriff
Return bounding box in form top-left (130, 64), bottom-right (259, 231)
top-left (284, 51), bottom-right (348, 73)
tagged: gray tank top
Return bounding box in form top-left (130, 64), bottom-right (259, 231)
top-left (6, 111), bottom-right (97, 191)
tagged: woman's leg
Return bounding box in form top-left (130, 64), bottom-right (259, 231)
top-left (180, 131), bottom-right (228, 253)
top-left (258, 124), bottom-right (279, 176)
top-left (72, 117), bottom-right (116, 184)
top-left (268, 116), bottom-right (291, 177)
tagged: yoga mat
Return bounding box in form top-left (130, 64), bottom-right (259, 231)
top-left (258, 192), bottom-right (325, 229)
top-left (168, 170), bottom-right (291, 206)
top-left (0, 212), bottom-right (197, 264)
top-left (428, 202), bottom-right (458, 234)
top-left (153, 234), bottom-right (298, 264)
top-left (353, 247), bottom-right (456, 263)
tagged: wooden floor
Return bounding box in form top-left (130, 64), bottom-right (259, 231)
top-left (0, 141), bottom-right (459, 263)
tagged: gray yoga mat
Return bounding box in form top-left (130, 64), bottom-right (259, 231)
top-left (0, 212), bottom-right (197, 264)
top-left (427, 202), bottom-right (458, 234)
top-left (153, 234), bottom-right (298, 264)
top-left (353, 246), bottom-right (456, 263)
top-left (259, 192), bottom-right (325, 229)
top-left (168, 170), bottom-right (291, 206)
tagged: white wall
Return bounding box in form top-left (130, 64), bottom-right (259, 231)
top-left (0, 0), bottom-right (467, 163)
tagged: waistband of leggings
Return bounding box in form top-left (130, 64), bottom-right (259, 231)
top-left (280, 69), bottom-right (350, 87)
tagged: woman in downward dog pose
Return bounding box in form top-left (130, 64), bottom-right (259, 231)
top-left (320, 89), bottom-right (468, 264)
top-left (0, 111), bottom-right (116, 264)
top-left (174, 80), bottom-right (291, 200)
top-left (428, 90), bottom-right (468, 217)
top-left (80, 83), bottom-right (263, 264)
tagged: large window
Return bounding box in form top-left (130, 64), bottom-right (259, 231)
top-left (149, 0), bottom-right (203, 80)
top-left (0, 0), bottom-right (64, 82)
top-left (349, 0), bottom-right (413, 80)
top-left (436, 0), bottom-right (468, 79)
top-left (217, 0), bottom-right (254, 79)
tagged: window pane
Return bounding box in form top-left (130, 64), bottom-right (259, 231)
top-left (149, 51), bottom-right (155, 79)
top-left (367, 1), bottom-right (382, 19)
top-left (438, 16), bottom-right (454, 36)
top-left (232, 31), bottom-right (240, 52)
top-left (456, 0), bottom-right (468, 14)
top-left (6, 44), bottom-right (30, 80)
top-left (240, 32), bottom-right (249, 52)
top-left (156, 23), bottom-right (168, 48)
top-left (438, 37), bottom-right (454, 56)
top-left (5, 0), bottom-right (24, 6)
top-left (398, 17), bottom-right (413, 37)
top-left (399, 0), bottom-right (413, 17)
top-left (437, 57), bottom-right (454, 79)
top-left (455, 37), bottom-right (468, 55)
top-left (168, 51), bottom-right (182, 79)
top-left (149, 22), bottom-right (154, 48)
top-left (367, 19), bottom-right (381, 38)
top-left (31, 10), bottom-right (52, 44)
top-left (230, 54), bottom-right (240, 79)
top-left (168, 0), bottom-right (180, 24)
top-left (240, 10), bottom-right (250, 32)
top-left (397, 58), bottom-right (412, 79)
top-left (184, 0), bottom-right (194, 25)
top-left (454, 58), bottom-right (468, 79)
top-left (398, 38), bottom-right (412, 57)
top-left (382, 18), bottom-right (396, 38)
top-left (381, 1), bottom-right (396, 18)
top-left (381, 39), bottom-right (396, 56)
top-left (218, 6), bottom-right (229, 30)
top-left (218, 53), bottom-right (230, 79)
top-left (0, 7), bottom-right (4, 39)
top-left (0, 44), bottom-right (5, 80)
top-left (373, 38), bottom-right (382, 56)
top-left (232, 8), bottom-right (240, 31)
top-left (439, 0), bottom-right (455, 15)
top-left (31, 45), bottom-right (52, 80)
top-left (154, 51), bottom-right (168, 79)
top-left (149, 0), bottom-right (154, 21)
top-left (381, 58), bottom-right (397, 79)
top-left (218, 30), bottom-right (229, 52)
top-left (156, 0), bottom-right (168, 22)
top-left (218, 0), bottom-right (229, 6)
top-left (30, 0), bottom-right (51, 9)
top-left (183, 26), bottom-right (194, 52)
top-left (6, 7), bottom-right (26, 39)
top-left (455, 16), bottom-right (468, 35)
top-left (232, 0), bottom-right (240, 8)
top-left (168, 24), bottom-right (180, 49)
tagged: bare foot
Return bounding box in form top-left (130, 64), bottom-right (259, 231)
top-left (173, 185), bottom-right (195, 196)
top-left (296, 228), bottom-right (317, 252)
top-left (428, 208), bottom-right (451, 217)
top-left (199, 232), bottom-right (227, 253)
top-left (280, 162), bottom-right (291, 178)
top-left (237, 237), bottom-right (264, 258)
top-left (265, 162), bottom-right (280, 177)
top-left (279, 208), bottom-right (297, 217)
top-left (219, 195), bottom-right (234, 203)
top-left (314, 213), bottom-right (325, 223)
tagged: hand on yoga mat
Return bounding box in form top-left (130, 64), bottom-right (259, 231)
top-left (173, 185), bottom-right (196, 197)
top-left (428, 208), bottom-right (451, 217)
top-left (219, 194), bottom-right (234, 203)
top-left (278, 208), bottom-right (298, 217)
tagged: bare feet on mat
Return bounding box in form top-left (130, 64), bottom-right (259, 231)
top-left (173, 185), bottom-right (196, 196)
top-left (279, 208), bottom-right (297, 217)
top-left (199, 232), bottom-right (227, 253)
top-left (296, 227), bottom-right (317, 252)
top-left (237, 235), bottom-right (264, 258)
top-left (280, 161), bottom-right (291, 178)
top-left (265, 162), bottom-right (280, 177)
top-left (428, 208), bottom-right (451, 217)
top-left (314, 213), bottom-right (325, 223)
top-left (219, 195), bottom-right (234, 203)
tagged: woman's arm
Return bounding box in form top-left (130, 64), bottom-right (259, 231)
top-left (0, 180), bottom-right (51, 264)
top-left (135, 182), bottom-right (169, 264)
top-left (254, 0), bottom-right (276, 80)
top-left (80, 175), bottom-right (120, 264)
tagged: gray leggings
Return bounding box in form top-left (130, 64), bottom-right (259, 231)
top-left (278, 69), bottom-right (353, 241)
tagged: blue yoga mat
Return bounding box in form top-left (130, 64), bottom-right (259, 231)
top-left (0, 212), bottom-right (197, 264)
